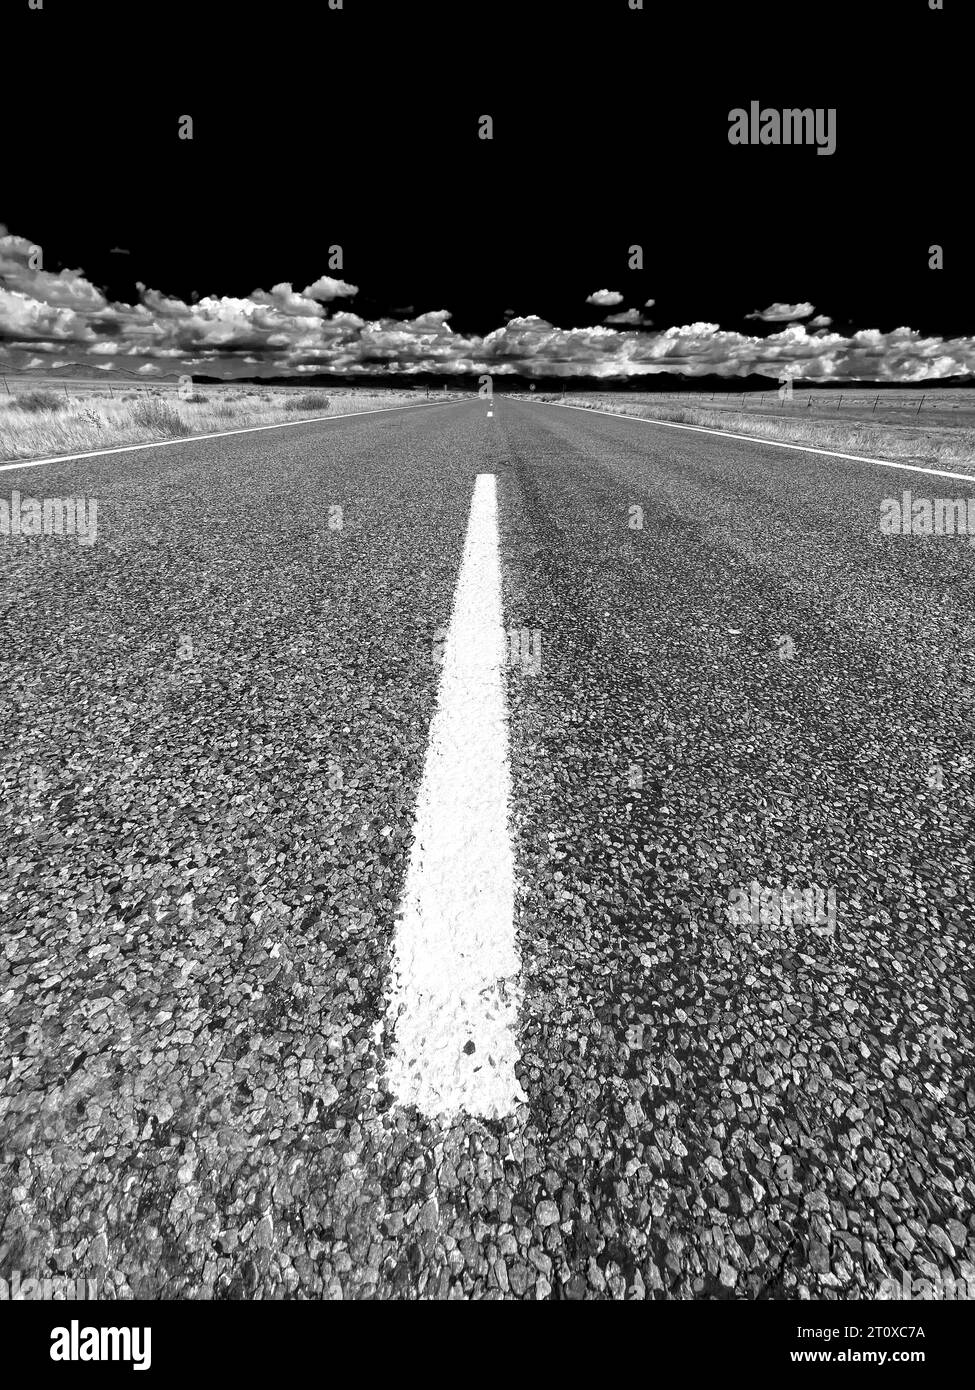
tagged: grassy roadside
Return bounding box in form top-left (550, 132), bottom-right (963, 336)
top-left (0, 387), bottom-right (436, 463)
top-left (544, 395), bottom-right (975, 473)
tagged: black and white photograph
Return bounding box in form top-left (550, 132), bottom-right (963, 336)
top-left (1, 0), bottom-right (972, 1369)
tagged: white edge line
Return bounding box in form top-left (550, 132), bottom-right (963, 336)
top-left (534, 399), bottom-right (975, 486)
top-left (0, 398), bottom-right (466, 473)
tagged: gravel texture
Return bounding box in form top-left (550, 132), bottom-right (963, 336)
top-left (1, 399), bottom-right (973, 1299)
top-left (500, 401), bottom-right (975, 1299)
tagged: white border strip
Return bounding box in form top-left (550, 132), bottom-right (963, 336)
top-left (0, 399), bottom-right (464, 473)
top-left (535, 400), bottom-right (975, 485)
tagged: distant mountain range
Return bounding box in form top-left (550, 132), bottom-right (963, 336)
top-left (191, 369), bottom-right (975, 394)
top-left (1, 361), bottom-right (184, 384)
top-left (4, 362), bottom-right (974, 393)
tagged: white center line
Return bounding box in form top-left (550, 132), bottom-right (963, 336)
top-left (385, 472), bottom-right (525, 1122)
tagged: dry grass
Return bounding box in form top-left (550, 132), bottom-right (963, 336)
top-left (130, 398), bottom-right (194, 436)
top-left (283, 391), bottom-right (331, 413)
top-left (561, 395), bottom-right (975, 473)
top-left (0, 387), bottom-right (428, 462)
top-left (14, 389), bottom-right (68, 414)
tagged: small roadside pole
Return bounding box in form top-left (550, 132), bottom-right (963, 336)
top-left (873, 395), bottom-right (880, 413)
top-left (1, 376), bottom-right (8, 395)
top-left (64, 383), bottom-right (69, 398)
top-left (915, 394), bottom-right (926, 418)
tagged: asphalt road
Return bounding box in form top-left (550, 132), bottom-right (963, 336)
top-left (1, 398), bottom-right (973, 1300)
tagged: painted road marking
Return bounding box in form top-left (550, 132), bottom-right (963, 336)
top-left (536, 400), bottom-right (975, 485)
top-left (385, 472), bottom-right (524, 1121)
top-left (0, 399), bottom-right (466, 473)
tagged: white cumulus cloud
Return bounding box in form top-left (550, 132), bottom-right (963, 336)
top-left (746, 302), bottom-right (815, 322)
top-left (302, 275), bottom-right (359, 302)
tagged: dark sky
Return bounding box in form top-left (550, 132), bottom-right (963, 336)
top-left (3, 0), bottom-right (971, 378)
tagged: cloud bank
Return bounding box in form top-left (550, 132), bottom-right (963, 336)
top-left (2, 229), bottom-right (973, 383)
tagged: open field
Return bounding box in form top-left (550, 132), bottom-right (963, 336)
top-left (551, 389), bottom-right (975, 474)
top-left (0, 381), bottom-right (438, 462)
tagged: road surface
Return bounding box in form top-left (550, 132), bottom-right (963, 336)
top-left (1, 398), bottom-right (973, 1299)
